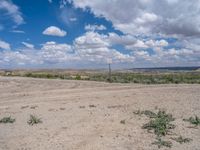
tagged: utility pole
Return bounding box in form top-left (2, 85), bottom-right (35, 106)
top-left (108, 63), bottom-right (111, 82)
top-left (107, 58), bottom-right (112, 83)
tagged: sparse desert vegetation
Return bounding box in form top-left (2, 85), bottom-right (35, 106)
top-left (141, 110), bottom-right (175, 137)
top-left (1, 69), bottom-right (200, 84)
top-left (0, 116), bottom-right (15, 124)
top-left (27, 115), bottom-right (42, 125)
top-left (183, 116), bottom-right (200, 127)
top-left (135, 109), bottom-right (193, 148)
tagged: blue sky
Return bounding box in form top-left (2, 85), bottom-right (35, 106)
top-left (0, 0), bottom-right (200, 69)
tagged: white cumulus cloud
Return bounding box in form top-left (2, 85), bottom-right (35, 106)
top-left (0, 40), bottom-right (10, 50)
top-left (68, 0), bottom-right (200, 37)
top-left (43, 26), bottom-right (67, 37)
top-left (74, 31), bottom-right (110, 49)
top-left (74, 31), bottom-right (134, 63)
top-left (42, 41), bottom-right (72, 52)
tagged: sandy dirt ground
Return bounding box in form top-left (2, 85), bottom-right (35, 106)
top-left (0, 77), bottom-right (199, 150)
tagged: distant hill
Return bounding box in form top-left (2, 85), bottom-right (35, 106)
top-left (130, 66), bottom-right (200, 71)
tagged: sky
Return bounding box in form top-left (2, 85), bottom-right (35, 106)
top-left (0, 0), bottom-right (200, 69)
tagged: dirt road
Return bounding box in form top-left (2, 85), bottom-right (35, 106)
top-left (0, 77), bottom-right (199, 150)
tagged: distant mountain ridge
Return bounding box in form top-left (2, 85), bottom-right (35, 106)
top-left (130, 66), bottom-right (200, 71)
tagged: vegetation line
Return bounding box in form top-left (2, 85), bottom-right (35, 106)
top-left (1, 70), bottom-right (200, 84)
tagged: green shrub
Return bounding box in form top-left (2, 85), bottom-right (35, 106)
top-left (0, 116), bottom-right (15, 124)
top-left (183, 116), bottom-right (200, 126)
top-left (142, 110), bottom-right (175, 136)
top-left (28, 115), bottom-right (42, 125)
top-left (75, 74), bottom-right (81, 80)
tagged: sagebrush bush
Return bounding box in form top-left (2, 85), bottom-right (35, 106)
top-left (0, 116), bottom-right (15, 124)
top-left (183, 116), bottom-right (200, 126)
top-left (27, 115), bottom-right (42, 125)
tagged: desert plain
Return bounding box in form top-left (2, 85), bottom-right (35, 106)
top-left (0, 76), bottom-right (200, 150)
